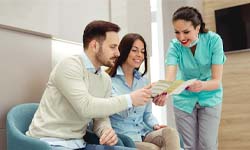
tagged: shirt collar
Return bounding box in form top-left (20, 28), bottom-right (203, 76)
top-left (116, 66), bottom-right (124, 76)
top-left (116, 66), bottom-right (142, 80)
top-left (82, 51), bottom-right (101, 74)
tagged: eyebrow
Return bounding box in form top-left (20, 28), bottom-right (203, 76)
top-left (175, 29), bottom-right (190, 32)
top-left (132, 46), bottom-right (145, 50)
top-left (132, 46), bottom-right (139, 49)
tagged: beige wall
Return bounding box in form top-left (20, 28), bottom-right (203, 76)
top-left (203, 0), bottom-right (250, 32)
top-left (220, 51), bottom-right (250, 150)
top-left (203, 1), bottom-right (250, 149)
top-left (0, 27), bottom-right (51, 150)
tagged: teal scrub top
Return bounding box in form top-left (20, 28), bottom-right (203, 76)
top-left (165, 31), bottom-right (226, 113)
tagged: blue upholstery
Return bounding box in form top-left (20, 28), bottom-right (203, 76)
top-left (179, 133), bottom-right (184, 148)
top-left (6, 103), bottom-right (51, 150)
top-left (6, 103), bottom-right (184, 150)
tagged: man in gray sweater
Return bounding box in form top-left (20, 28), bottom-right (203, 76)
top-left (26, 20), bottom-right (152, 150)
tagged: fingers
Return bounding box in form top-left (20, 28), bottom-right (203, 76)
top-left (100, 128), bottom-right (112, 144)
top-left (153, 93), bottom-right (168, 106)
top-left (153, 124), bottom-right (160, 130)
top-left (99, 128), bottom-right (118, 146)
top-left (143, 89), bottom-right (152, 99)
top-left (151, 82), bottom-right (157, 86)
top-left (103, 134), bottom-right (117, 146)
top-left (159, 125), bottom-right (167, 128)
top-left (152, 95), bottom-right (160, 104)
top-left (154, 124), bottom-right (168, 130)
top-left (131, 88), bottom-right (152, 106)
top-left (144, 84), bottom-right (152, 89)
top-left (187, 80), bottom-right (203, 92)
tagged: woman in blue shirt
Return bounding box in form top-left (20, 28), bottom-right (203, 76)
top-left (107, 33), bottom-right (180, 150)
top-left (161, 6), bottom-right (226, 150)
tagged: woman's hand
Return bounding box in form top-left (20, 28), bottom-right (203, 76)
top-left (186, 80), bottom-right (204, 92)
top-left (153, 124), bottom-right (167, 130)
top-left (152, 92), bottom-right (168, 106)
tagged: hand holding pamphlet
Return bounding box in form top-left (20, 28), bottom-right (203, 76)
top-left (151, 79), bottom-right (196, 98)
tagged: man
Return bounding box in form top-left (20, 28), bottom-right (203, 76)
top-left (26, 20), bottom-right (152, 150)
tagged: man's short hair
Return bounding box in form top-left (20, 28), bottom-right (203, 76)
top-left (83, 20), bottom-right (120, 49)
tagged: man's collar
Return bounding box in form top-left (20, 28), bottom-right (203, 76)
top-left (82, 51), bottom-right (101, 74)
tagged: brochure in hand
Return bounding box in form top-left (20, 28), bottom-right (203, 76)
top-left (151, 79), bottom-right (196, 98)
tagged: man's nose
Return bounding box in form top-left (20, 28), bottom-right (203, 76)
top-left (115, 48), bottom-right (120, 57)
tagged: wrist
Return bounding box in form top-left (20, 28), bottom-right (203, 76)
top-left (201, 81), bottom-right (206, 91)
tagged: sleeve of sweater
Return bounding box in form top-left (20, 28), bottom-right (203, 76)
top-left (93, 78), bottom-right (112, 137)
top-left (54, 56), bottom-right (128, 119)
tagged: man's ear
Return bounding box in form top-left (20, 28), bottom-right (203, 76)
top-left (89, 40), bottom-right (99, 53)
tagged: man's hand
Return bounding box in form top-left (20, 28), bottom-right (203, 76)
top-left (153, 124), bottom-right (167, 130)
top-left (152, 92), bottom-right (168, 106)
top-left (99, 128), bottom-right (118, 146)
top-left (130, 84), bottom-right (152, 106)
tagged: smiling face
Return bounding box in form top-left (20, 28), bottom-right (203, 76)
top-left (124, 39), bottom-right (145, 69)
top-left (173, 19), bottom-right (200, 47)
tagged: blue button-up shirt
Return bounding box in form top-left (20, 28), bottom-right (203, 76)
top-left (110, 66), bottom-right (158, 141)
top-left (165, 31), bottom-right (226, 113)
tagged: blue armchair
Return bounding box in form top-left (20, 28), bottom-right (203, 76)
top-left (6, 103), bottom-right (51, 150)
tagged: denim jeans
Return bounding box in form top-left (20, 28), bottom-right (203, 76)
top-left (51, 144), bottom-right (135, 150)
top-left (51, 130), bottom-right (136, 150)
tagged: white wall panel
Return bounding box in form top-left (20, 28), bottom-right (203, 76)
top-left (111, 0), bottom-right (152, 55)
top-left (0, 0), bottom-right (110, 43)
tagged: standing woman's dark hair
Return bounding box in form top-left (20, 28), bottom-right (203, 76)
top-left (107, 33), bottom-right (148, 77)
top-left (173, 6), bottom-right (208, 33)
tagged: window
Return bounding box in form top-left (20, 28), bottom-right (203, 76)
top-left (150, 0), bottom-right (167, 125)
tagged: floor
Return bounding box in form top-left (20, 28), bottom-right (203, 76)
top-left (219, 51), bottom-right (250, 150)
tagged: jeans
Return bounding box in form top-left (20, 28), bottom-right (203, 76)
top-left (51, 130), bottom-right (136, 150)
top-left (51, 144), bottom-right (135, 150)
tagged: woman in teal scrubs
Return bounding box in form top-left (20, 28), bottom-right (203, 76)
top-left (163, 6), bottom-right (226, 150)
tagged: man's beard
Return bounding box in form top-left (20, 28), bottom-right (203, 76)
top-left (96, 47), bottom-right (117, 67)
